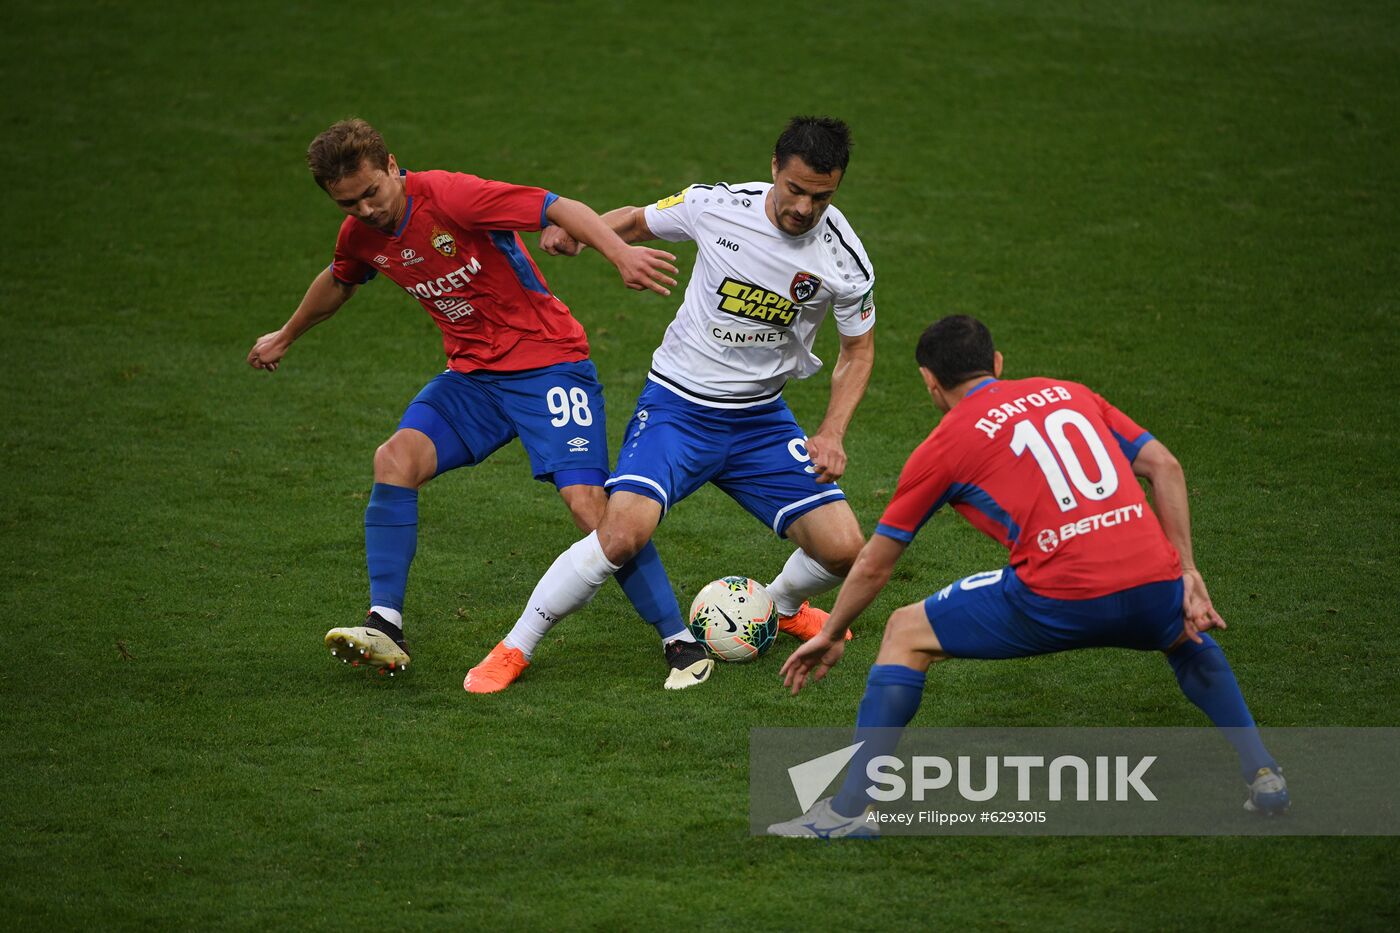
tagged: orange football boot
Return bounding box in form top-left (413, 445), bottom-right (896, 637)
top-left (463, 641), bottom-right (530, 694)
top-left (777, 601), bottom-right (853, 642)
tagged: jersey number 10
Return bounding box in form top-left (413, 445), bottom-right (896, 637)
top-left (1010, 409), bottom-right (1119, 513)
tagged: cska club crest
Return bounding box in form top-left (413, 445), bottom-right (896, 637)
top-left (431, 227), bottom-right (457, 258)
top-left (790, 271), bottom-right (821, 303)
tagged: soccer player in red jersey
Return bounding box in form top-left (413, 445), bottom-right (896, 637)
top-left (246, 119), bottom-right (692, 687)
top-left (769, 315), bottom-right (1288, 837)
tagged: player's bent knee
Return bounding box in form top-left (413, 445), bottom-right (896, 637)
top-left (877, 604), bottom-right (945, 666)
top-left (818, 526), bottom-right (864, 577)
top-left (596, 495), bottom-right (661, 566)
top-left (788, 505), bottom-right (864, 576)
top-left (881, 606), bottom-right (927, 649)
top-left (597, 523), bottom-right (647, 566)
top-left (561, 485), bottom-right (608, 532)
top-left (373, 430), bottom-right (436, 488)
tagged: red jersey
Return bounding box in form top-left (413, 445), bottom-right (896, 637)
top-left (331, 169), bottom-right (589, 374)
top-left (876, 377), bottom-right (1181, 600)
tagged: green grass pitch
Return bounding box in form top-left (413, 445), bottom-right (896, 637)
top-left (3, 0), bottom-right (1398, 928)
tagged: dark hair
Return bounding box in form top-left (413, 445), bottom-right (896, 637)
top-left (774, 116), bottom-right (852, 175)
top-left (915, 315), bottom-right (997, 387)
top-left (306, 118), bottom-right (389, 190)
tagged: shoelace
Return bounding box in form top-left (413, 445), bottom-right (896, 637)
top-left (667, 642), bottom-right (699, 662)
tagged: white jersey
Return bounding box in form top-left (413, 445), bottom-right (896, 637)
top-left (641, 181), bottom-right (876, 408)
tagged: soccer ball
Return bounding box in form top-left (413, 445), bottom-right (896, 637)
top-left (687, 576), bottom-right (779, 662)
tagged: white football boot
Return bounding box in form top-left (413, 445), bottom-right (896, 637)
top-left (767, 797), bottom-right (879, 839)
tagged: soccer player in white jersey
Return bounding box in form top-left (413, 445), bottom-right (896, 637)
top-left (463, 116), bottom-right (876, 692)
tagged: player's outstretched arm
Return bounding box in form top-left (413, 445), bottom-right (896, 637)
top-left (540, 205), bottom-right (658, 256)
top-left (781, 535), bottom-right (905, 695)
top-left (1133, 439), bottom-right (1226, 642)
top-left (543, 198), bottom-right (677, 296)
top-left (806, 330), bottom-right (876, 483)
top-left (247, 268), bottom-right (356, 372)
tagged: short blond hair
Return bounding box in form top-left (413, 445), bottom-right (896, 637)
top-left (306, 118), bottom-right (389, 190)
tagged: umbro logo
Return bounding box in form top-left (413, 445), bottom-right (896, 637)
top-left (567, 436), bottom-right (589, 452)
top-left (373, 255), bottom-right (389, 265)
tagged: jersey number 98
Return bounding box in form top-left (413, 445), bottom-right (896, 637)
top-left (546, 386), bottom-right (594, 427)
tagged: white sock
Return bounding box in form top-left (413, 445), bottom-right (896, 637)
top-left (369, 606), bottom-right (403, 630)
top-left (766, 549), bottom-right (844, 617)
top-left (503, 532), bottom-right (620, 658)
top-left (663, 628), bottom-right (696, 646)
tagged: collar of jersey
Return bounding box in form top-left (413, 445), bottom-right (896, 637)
top-left (391, 169), bottom-right (413, 238)
top-left (966, 377), bottom-right (998, 397)
top-left (769, 214), bottom-right (822, 241)
top-left (390, 197), bottom-right (413, 238)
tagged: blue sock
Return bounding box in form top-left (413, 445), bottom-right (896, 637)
top-left (614, 541), bottom-right (686, 640)
top-left (831, 664), bottom-right (927, 817)
top-left (1167, 634), bottom-right (1277, 782)
top-left (364, 482), bottom-right (418, 614)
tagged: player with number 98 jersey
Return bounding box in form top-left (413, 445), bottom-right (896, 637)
top-left (876, 376), bottom-right (1182, 601)
top-left (246, 119), bottom-right (684, 685)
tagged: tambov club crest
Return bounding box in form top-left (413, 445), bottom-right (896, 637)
top-left (790, 271), bottom-right (821, 303)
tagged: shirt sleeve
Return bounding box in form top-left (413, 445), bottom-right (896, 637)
top-left (825, 214), bottom-right (876, 336)
top-left (832, 278), bottom-right (876, 337)
top-left (1093, 392), bottom-right (1155, 462)
top-left (641, 185), bottom-right (699, 242)
top-left (330, 219), bottom-right (376, 286)
top-left (874, 433), bottom-right (953, 543)
top-left (435, 172), bottom-right (555, 231)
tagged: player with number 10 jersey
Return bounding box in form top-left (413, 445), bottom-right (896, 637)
top-left (878, 376), bottom-right (1181, 602)
top-left (769, 316), bottom-right (1287, 837)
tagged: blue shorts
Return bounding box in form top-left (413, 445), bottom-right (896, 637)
top-left (923, 567), bottom-right (1184, 659)
top-left (605, 380), bottom-right (846, 537)
top-left (397, 360), bottom-right (610, 482)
